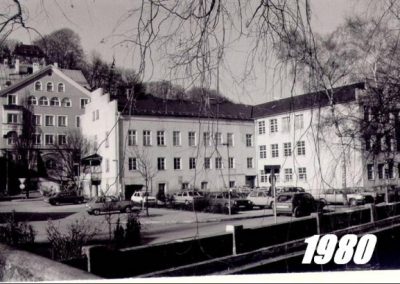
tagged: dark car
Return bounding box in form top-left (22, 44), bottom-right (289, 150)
top-left (86, 196), bottom-right (137, 215)
top-left (45, 191), bottom-right (85, 206)
top-left (205, 191), bottom-right (253, 214)
top-left (274, 192), bottom-right (324, 217)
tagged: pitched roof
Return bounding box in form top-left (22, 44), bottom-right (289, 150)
top-left (253, 82), bottom-right (366, 118)
top-left (115, 94), bottom-right (254, 121)
top-left (60, 69), bottom-right (90, 89)
top-left (0, 65), bottom-right (91, 97)
top-left (13, 44), bottom-right (45, 58)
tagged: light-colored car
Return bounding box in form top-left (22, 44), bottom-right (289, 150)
top-left (172, 191), bottom-right (204, 206)
top-left (130, 191), bottom-right (157, 206)
top-left (246, 190), bottom-right (274, 209)
top-left (314, 188), bottom-right (365, 206)
top-left (86, 196), bottom-right (137, 215)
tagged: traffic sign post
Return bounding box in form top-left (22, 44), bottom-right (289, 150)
top-left (18, 178), bottom-right (27, 198)
top-left (264, 165), bottom-right (280, 224)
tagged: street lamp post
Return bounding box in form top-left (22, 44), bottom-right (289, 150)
top-left (223, 143), bottom-right (231, 216)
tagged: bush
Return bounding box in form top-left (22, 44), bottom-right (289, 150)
top-left (0, 211), bottom-right (35, 248)
top-left (47, 218), bottom-right (99, 261)
top-left (112, 213), bottom-right (141, 248)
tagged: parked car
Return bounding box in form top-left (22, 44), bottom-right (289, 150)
top-left (246, 190), bottom-right (274, 209)
top-left (276, 186), bottom-right (305, 194)
top-left (348, 187), bottom-right (384, 204)
top-left (131, 191), bottom-right (157, 206)
top-left (205, 191), bottom-right (253, 214)
top-left (86, 196), bottom-right (137, 215)
top-left (44, 191), bottom-right (85, 206)
top-left (274, 192), bottom-right (325, 217)
top-left (172, 190), bottom-right (206, 208)
top-left (313, 188), bottom-right (366, 206)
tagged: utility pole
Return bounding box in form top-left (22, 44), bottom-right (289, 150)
top-left (265, 165), bottom-right (281, 224)
top-left (223, 142), bottom-right (231, 216)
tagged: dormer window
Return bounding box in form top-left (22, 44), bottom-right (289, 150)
top-left (62, 98), bottom-right (71, 107)
top-left (46, 82), bottom-right (53, 92)
top-left (8, 94), bottom-right (16, 105)
top-left (28, 96), bottom-right (37, 105)
top-left (57, 83), bottom-right (65, 92)
top-left (50, 97), bottom-right (60, 106)
top-left (34, 81), bottom-right (42, 91)
top-left (39, 96), bottom-right (49, 106)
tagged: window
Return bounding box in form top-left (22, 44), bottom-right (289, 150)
top-left (58, 134), bottom-right (67, 145)
top-left (34, 81), bottom-right (42, 91)
top-left (45, 115), bottom-right (54, 126)
top-left (62, 98), bottom-right (71, 107)
top-left (246, 134), bottom-right (253, 147)
top-left (80, 98), bottom-right (89, 109)
top-left (45, 134), bottom-right (54, 145)
top-left (260, 170), bottom-right (268, 183)
top-left (365, 136), bottom-right (372, 151)
top-left (227, 133), bottom-right (234, 146)
top-left (46, 82), bottom-right (53, 92)
top-left (76, 116), bottom-right (80, 127)
top-left (7, 113), bottom-right (18, 124)
top-left (367, 164), bottom-right (374, 180)
top-left (8, 94), bottom-right (16, 105)
top-left (28, 96), bottom-right (37, 105)
top-left (283, 142), bottom-right (292, 157)
top-left (203, 132), bottom-right (211, 146)
top-left (386, 161), bottom-right (394, 179)
top-left (297, 141), bottom-right (306, 155)
top-left (46, 159), bottom-right (57, 169)
top-left (284, 168), bottom-right (293, 182)
top-left (58, 116), bottom-right (67, 127)
top-left (215, 132), bottom-right (222, 145)
top-left (128, 158), bottom-right (137, 171)
top-left (173, 131), bottom-right (181, 146)
top-left (229, 181), bottom-right (236, 188)
top-left (271, 144), bottom-right (279, 158)
top-left (50, 97), bottom-right (60, 106)
top-left (378, 164), bottom-right (384, 179)
top-left (7, 132), bottom-right (16, 145)
top-left (258, 121), bottom-right (266, 134)
top-left (57, 83), bottom-right (65, 92)
top-left (282, 116), bottom-right (290, 132)
top-left (143, 130), bottom-right (151, 146)
top-left (228, 157), bottom-right (234, 169)
top-left (174, 158), bottom-right (181, 170)
top-left (39, 96), bottom-right (49, 106)
top-left (33, 134), bottom-right (41, 145)
top-left (105, 159), bottom-right (110, 173)
top-left (364, 106), bottom-right (371, 121)
top-left (270, 119), bottom-right (278, 133)
top-left (298, 167), bottom-right (307, 181)
top-left (201, 182), bottom-right (208, 190)
top-left (157, 157), bottom-right (166, 170)
top-left (95, 109), bottom-right (99, 119)
top-left (105, 132), bottom-right (109, 148)
top-left (34, 115), bottom-right (41, 126)
top-left (157, 131), bottom-right (165, 146)
top-left (189, 157), bottom-right (196, 169)
top-left (259, 145), bottom-right (267, 159)
top-left (204, 157), bottom-right (211, 169)
top-left (188, 132), bottom-right (196, 146)
top-left (215, 157), bottom-right (223, 169)
top-left (247, 157), bottom-right (253, 169)
top-left (128, 130), bottom-right (137, 146)
top-left (295, 114), bottom-right (304, 129)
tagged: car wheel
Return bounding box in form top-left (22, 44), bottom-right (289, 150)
top-left (93, 209), bottom-right (100, 216)
top-left (293, 207), bottom-right (302, 218)
top-left (125, 206), bottom-right (132, 213)
top-left (319, 199), bottom-right (327, 206)
top-left (349, 198), bottom-right (357, 206)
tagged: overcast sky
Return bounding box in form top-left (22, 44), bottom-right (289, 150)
top-left (9, 0), bottom-right (377, 104)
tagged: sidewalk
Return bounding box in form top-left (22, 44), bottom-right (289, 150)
top-left (137, 208), bottom-right (273, 224)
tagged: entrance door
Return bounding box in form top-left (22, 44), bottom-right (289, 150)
top-left (245, 176), bottom-right (256, 188)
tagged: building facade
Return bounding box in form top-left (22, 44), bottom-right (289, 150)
top-left (80, 89), bottom-right (257, 198)
top-left (253, 83), bottom-right (367, 195)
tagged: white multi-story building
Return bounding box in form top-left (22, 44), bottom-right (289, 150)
top-left (80, 89), bottom-right (257, 198)
top-left (254, 83), bottom-right (367, 194)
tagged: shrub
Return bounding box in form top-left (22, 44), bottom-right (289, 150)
top-left (46, 218), bottom-right (99, 261)
top-left (112, 213), bottom-right (141, 248)
top-left (0, 211), bottom-right (35, 248)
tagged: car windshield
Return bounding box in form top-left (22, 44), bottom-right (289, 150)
top-left (278, 195), bottom-right (293, 202)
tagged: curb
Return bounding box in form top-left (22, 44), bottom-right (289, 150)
top-left (140, 213), bottom-right (273, 225)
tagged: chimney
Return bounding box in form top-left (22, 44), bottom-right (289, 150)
top-left (53, 62), bottom-right (58, 68)
top-left (32, 63), bottom-right (40, 73)
top-left (14, 59), bottom-right (19, 74)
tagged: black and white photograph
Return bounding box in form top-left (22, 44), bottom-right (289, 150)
top-left (1, 0), bottom-right (400, 282)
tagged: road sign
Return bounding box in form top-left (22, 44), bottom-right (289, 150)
top-left (18, 178), bottom-right (26, 184)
